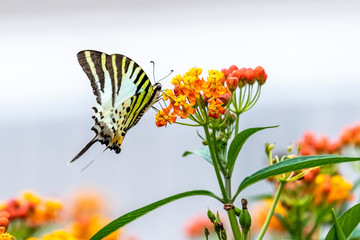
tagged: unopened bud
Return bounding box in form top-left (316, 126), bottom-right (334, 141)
top-left (234, 206), bottom-right (241, 216)
top-left (204, 227), bottom-right (210, 237)
top-left (239, 199), bottom-right (251, 233)
top-left (207, 209), bottom-right (216, 223)
top-left (226, 77), bottom-right (239, 91)
top-left (202, 140), bottom-right (208, 145)
top-left (228, 65), bottom-right (239, 72)
top-left (254, 66), bottom-right (267, 85)
top-left (221, 68), bottom-right (230, 78)
top-left (244, 68), bottom-right (255, 84)
top-left (218, 91), bottom-right (231, 106)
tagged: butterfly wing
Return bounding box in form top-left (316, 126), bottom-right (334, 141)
top-left (70, 50), bottom-right (161, 164)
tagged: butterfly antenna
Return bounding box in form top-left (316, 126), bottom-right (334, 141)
top-left (80, 147), bottom-right (108, 172)
top-left (156, 70), bottom-right (174, 84)
top-left (150, 61), bottom-right (156, 83)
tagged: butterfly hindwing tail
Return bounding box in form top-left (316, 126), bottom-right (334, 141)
top-left (69, 136), bottom-right (98, 164)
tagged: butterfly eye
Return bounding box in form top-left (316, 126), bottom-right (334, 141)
top-left (156, 84), bottom-right (162, 91)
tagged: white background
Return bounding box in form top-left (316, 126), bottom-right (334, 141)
top-left (1, 0), bottom-right (360, 239)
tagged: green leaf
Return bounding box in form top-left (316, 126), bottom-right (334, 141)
top-left (90, 190), bottom-right (220, 240)
top-left (227, 126), bottom-right (278, 175)
top-left (330, 208), bottom-right (347, 240)
top-left (183, 147), bottom-right (212, 165)
top-left (349, 227), bottom-right (360, 239)
top-left (325, 203), bottom-right (360, 240)
top-left (233, 155), bottom-right (360, 200)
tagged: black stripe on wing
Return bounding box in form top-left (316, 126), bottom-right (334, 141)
top-left (77, 50), bottom-right (106, 105)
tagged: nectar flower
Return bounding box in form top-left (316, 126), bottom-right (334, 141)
top-left (208, 98), bottom-right (225, 119)
top-left (155, 106), bottom-right (177, 127)
top-left (203, 70), bottom-right (227, 99)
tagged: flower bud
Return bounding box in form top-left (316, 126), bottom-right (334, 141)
top-left (234, 206), bottom-right (241, 216)
top-left (221, 68), bottom-right (230, 78)
top-left (237, 67), bottom-right (247, 88)
top-left (228, 65), bottom-right (238, 72)
top-left (218, 91), bottom-right (231, 106)
top-left (0, 217), bottom-right (9, 227)
top-left (244, 68), bottom-right (255, 84)
top-left (254, 66), bottom-right (267, 85)
top-left (204, 227), bottom-right (210, 238)
top-left (226, 77), bottom-right (239, 91)
top-left (207, 209), bottom-right (216, 223)
top-left (239, 199), bottom-right (251, 233)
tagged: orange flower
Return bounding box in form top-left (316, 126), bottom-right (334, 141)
top-left (0, 227), bottom-right (15, 240)
top-left (184, 214), bottom-right (214, 238)
top-left (252, 199), bottom-right (286, 233)
top-left (155, 106), bottom-right (177, 127)
top-left (41, 230), bottom-right (78, 240)
top-left (202, 70), bottom-right (227, 99)
top-left (313, 174), bottom-right (353, 205)
top-left (208, 98), bottom-right (225, 119)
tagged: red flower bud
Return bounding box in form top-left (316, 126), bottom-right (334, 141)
top-left (244, 68), bottom-right (255, 84)
top-left (228, 65), bottom-right (238, 72)
top-left (237, 68), bottom-right (247, 88)
top-left (218, 91), bottom-right (231, 106)
top-left (226, 77), bottom-right (239, 91)
top-left (254, 66), bottom-right (267, 85)
top-left (221, 68), bottom-right (230, 78)
top-left (0, 216), bottom-right (9, 227)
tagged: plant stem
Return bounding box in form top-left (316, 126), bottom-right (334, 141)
top-left (228, 208), bottom-right (242, 240)
top-left (225, 176), bottom-right (232, 199)
top-left (234, 113), bottom-right (240, 136)
top-left (203, 125), bottom-right (228, 202)
top-left (204, 125), bottom-right (241, 240)
top-left (257, 181), bottom-right (285, 240)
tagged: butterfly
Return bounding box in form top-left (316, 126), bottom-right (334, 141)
top-left (69, 50), bottom-right (162, 164)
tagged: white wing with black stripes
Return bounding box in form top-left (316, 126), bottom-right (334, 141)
top-left (70, 50), bottom-right (162, 164)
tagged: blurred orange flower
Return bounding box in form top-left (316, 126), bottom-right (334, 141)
top-left (184, 214), bottom-right (214, 238)
top-left (252, 199), bottom-right (286, 233)
top-left (313, 174), bottom-right (353, 205)
top-left (69, 190), bottom-right (120, 240)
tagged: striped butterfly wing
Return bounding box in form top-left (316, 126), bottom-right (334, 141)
top-left (70, 50), bottom-right (161, 164)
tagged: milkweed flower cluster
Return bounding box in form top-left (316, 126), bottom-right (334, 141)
top-left (0, 190), bottom-right (127, 240)
top-left (313, 174), bottom-right (353, 205)
top-left (0, 191), bottom-right (62, 228)
top-left (297, 132), bottom-right (341, 155)
top-left (259, 124), bottom-right (358, 239)
top-left (155, 65), bottom-right (267, 128)
top-left (155, 67), bottom-right (229, 127)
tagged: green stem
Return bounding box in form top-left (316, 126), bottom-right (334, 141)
top-left (174, 122), bottom-right (201, 127)
top-left (234, 113), bottom-right (240, 136)
top-left (228, 209), bottom-right (242, 240)
top-left (203, 125), bottom-right (228, 201)
top-left (225, 176), bottom-right (232, 199)
top-left (257, 181), bottom-right (285, 240)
